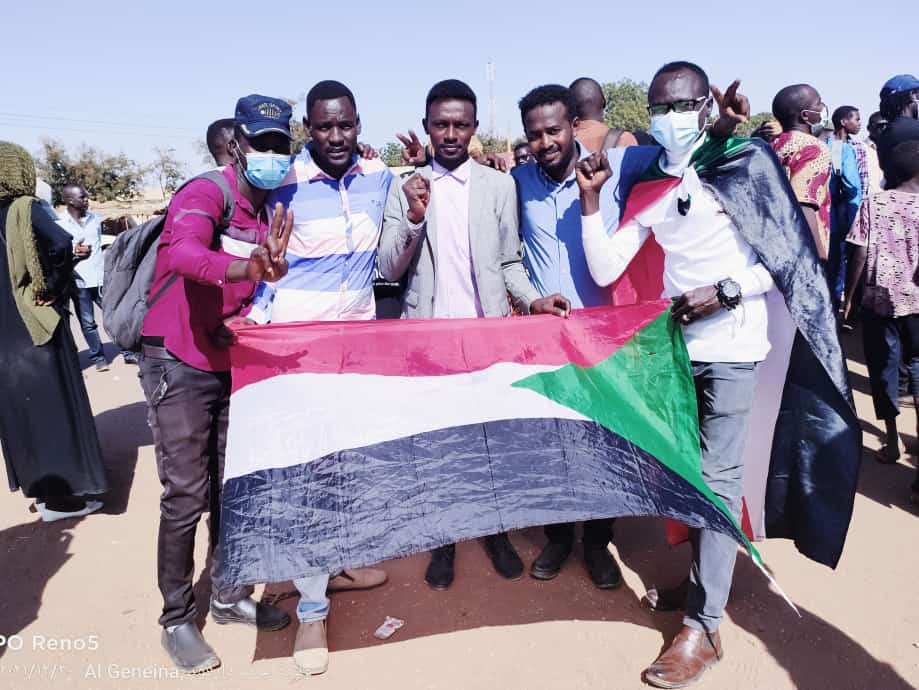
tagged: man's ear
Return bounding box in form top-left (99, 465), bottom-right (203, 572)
top-left (422, 118), bottom-right (429, 136)
top-left (356, 114), bottom-right (362, 137)
top-left (303, 115), bottom-right (309, 130)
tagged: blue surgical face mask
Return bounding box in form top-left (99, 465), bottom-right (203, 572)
top-left (649, 110), bottom-right (704, 156)
top-left (242, 152), bottom-right (291, 190)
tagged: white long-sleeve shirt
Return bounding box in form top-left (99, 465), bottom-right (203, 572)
top-left (57, 209), bottom-right (104, 289)
top-left (582, 159), bottom-right (773, 363)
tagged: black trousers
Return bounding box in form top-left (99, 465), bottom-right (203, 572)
top-left (139, 352), bottom-right (252, 628)
top-left (544, 519), bottom-right (614, 549)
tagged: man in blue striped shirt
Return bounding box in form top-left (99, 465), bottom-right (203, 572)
top-left (253, 80), bottom-right (411, 678)
top-left (251, 87), bottom-right (393, 325)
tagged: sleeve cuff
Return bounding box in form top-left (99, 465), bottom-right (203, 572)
top-left (209, 253), bottom-right (237, 286)
top-left (581, 211), bottom-right (605, 238)
top-left (735, 265), bottom-right (773, 298)
top-left (406, 216), bottom-right (425, 231)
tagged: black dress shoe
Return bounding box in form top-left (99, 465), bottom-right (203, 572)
top-left (643, 578), bottom-right (690, 612)
top-left (161, 622), bottom-right (220, 674)
top-left (483, 533), bottom-right (524, 580)
top-left (425, 544), bottom-right (456, 590)
top-left (210, 596), bottom-right (290, 631)
top-left (530, 540), bottom-right (573, 580)
top-left (584, 545), bottom-right (622, 589)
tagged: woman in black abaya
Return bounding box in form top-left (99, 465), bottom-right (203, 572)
top-left (0, 141), bottom-right (107, 521)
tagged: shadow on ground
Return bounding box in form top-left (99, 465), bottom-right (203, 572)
top-left (0, 520), bottom-right (73, 660)
top-left (242, 515), bottom-right (913, 689)
top-left (93, 401), bottom-right (150, 515)
top-left (250, 523), bottom-right (664, 662)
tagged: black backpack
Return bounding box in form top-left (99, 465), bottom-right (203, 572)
top-left (101, 171), bottom-right (234, 351)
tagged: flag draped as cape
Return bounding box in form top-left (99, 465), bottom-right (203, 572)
top-left (600, 135), bottom-right (862, 568)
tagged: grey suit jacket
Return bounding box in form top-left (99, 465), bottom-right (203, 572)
top-left (378, 160), bottom-right (539, 319)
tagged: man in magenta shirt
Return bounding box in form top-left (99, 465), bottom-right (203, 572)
top-left (140, 94), bottom-right (294, 674)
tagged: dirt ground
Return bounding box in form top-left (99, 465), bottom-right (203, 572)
top-left (2, 318), bottom-right (919, 690)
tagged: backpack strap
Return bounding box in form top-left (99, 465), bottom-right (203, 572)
top-left (190, 169), bottom-right (236, 227)
top-left (146, 170), bottom-right (238, 310)
top-left (147, 273), bottom-right (180, 311)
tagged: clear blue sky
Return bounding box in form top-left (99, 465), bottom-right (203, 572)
top-left (2, 0), bottom-right (915, 175)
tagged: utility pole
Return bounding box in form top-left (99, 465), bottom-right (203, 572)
top-left (486, 60), bottom-right (496, 135)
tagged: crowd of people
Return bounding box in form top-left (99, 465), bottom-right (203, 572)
top-left (1, 62), bottom-right (918, 687)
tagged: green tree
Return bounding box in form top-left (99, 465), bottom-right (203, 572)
top-left (36, 140), bottom-right (71, 203)
top-left (476, 133), bottom-right (510, 155)
top-left (735, 111), bottom-right (775, 138)
top-left (603, 79), bottom-right (650, 132)
top-left (36, 139), bottom-right (146, 204)
top-left (151, 146), bottom-right (186, 199)
top-left (290, 119), bottom-right (309, 155)
top-left (380, 142), bottom-right (404, 167)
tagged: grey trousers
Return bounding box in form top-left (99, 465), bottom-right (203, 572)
top-left (684, 361), bottom-right (758, 634)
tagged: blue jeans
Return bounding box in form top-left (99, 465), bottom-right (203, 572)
top-left (72, 286), bottom-right (105, 362)
top-left (293, 575), bottom-right (330, 623)
top-left (72, 286), bottom-right (131, 362)
top-left (684, 361), bottom-right (758, 634)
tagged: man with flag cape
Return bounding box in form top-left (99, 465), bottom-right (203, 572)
top-left (578, 60), bottom-right (861, 687)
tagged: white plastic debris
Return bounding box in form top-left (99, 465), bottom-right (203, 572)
top-left (373, 616), bottom-right (404, 640)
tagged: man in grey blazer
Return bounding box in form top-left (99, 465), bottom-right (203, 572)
top-left (379, 79), bottom-right (570, 590)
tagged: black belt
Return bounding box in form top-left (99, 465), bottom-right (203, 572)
top-left (141, 338), bottom-right (178, 361)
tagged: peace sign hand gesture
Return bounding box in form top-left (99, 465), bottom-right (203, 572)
top-left (397, 130), bottom-right (427, 167)
top-left (709, 80), bottom-right (751, 138)
top-left (246, 202), bottom-right (293, 283)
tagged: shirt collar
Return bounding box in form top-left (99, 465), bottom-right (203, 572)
top-left (432, 158), bottom-right (472, 183)
top-left (302, 146), bottom-right (362, 181)
top-left (64, 209), bottom-right (97, 226)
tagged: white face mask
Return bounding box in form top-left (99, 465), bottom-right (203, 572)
top-left (649, 110), bottom-right (704, 156)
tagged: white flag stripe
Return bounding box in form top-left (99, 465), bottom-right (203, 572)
top-left (224, 362), bottom-right (589, 482)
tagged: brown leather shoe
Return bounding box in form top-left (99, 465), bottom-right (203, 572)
top-left (643, 625), bottom-right (722, 688)
top-left (327, 567), bottom-right (387, 592)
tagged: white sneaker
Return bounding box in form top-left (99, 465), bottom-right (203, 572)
top-left (36, 500), bottom-right (103, 523)
top-left (293, 620), bottom-right (328, 676)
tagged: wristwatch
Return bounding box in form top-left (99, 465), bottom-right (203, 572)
top-left (715, 278), bottom-right (742, 310)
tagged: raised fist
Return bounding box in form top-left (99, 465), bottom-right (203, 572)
top-left (402, 174), bottom-right (431, 225)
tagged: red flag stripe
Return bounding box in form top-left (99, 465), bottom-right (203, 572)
top-left (609, 177), bottom-right (676, 307)
top-left (229, 301), bottom-right (669, 393)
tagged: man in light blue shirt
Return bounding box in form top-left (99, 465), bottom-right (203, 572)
top-left (513, 139), bottom-right (610, 308)
top-left (511, 84), bottom-right (622, 590)
top-left (58, 183), bottom-right (134, 369)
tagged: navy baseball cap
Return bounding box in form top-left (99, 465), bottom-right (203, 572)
top-left (234, 94), bottom-right (292, 139)
top-left (880, 74), bottom-right (919, 98)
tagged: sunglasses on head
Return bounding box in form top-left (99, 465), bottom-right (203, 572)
top-left (648, 96), bottom-right (710, 117)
